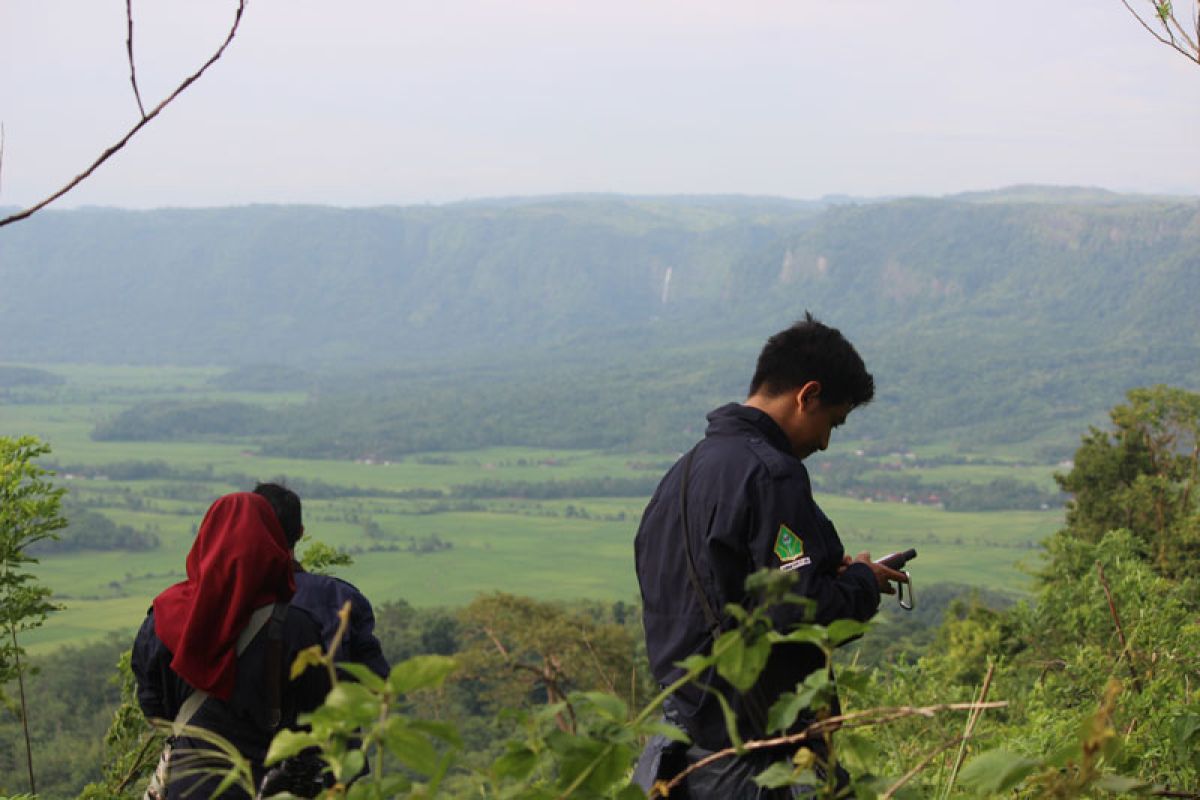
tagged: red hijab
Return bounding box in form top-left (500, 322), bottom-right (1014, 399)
top-left (153, 492), bottom-right (296, 701)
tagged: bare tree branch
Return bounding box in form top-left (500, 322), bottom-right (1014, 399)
top-left (126, 0), bottom-right (147, 119)
top-left (654, 700), bottom-right (1008, 796)
top-left (1120, 0), bottom-right (1200, 65)
top-left (943, 662), bottom-right (996, 798)
top-left (0, 0), bottom-right (247, 229)
top-left (882, 736), bottom-right (968, 800)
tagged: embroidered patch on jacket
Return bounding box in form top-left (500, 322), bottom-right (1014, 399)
top-left (773, 523), bottom-right (805, 563)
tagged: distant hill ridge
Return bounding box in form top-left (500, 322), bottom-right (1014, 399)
top-left (4, 188), bottom-right (1197, 449)
top-left (2, 189), bottom-right (1196, 366)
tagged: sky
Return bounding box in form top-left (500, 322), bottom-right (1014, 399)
top-left (1, 0), bottom-right (1198, 209)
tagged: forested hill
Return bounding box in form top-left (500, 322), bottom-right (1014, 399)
top-left (3, 189), bottom-right (1198, 451)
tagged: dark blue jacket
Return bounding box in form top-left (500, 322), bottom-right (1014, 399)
top-left (634, 403), bottom-right (880, 748)
top-left (292, 570), bottom-right (390, 679)
top-left (132, 606), bottom-right (330, 799)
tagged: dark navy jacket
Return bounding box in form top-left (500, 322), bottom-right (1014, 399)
top-left (132, 606), bottom-right (330, 798)
top-left (634, 403), bottom-right (880, 749)
top-left (292, 570), bottom-right (390, 679)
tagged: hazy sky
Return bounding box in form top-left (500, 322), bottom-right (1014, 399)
top-left (2, 0), bottom-right (1197, 209)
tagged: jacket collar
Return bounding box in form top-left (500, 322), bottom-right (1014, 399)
top-left (704, 402), bottom-right (796, 457)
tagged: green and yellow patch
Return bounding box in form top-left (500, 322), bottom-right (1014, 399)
top-left (773, 523), bottom-right (805, 562)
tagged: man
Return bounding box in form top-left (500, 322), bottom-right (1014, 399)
top-left (633, 314), bottom-right (905, 797)
top-left (252, 483), bottom-right (390, 678)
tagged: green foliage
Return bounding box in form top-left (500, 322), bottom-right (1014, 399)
top-left (1055, 385), bottom-right (1200, 579)
top-left (76, 650), bottom-right (162, 799)
top-left (299, 540), bottom-right (355, 575)
top-left (0, 436), bottom-right (66, 681)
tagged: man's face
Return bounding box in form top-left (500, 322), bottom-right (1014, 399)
top-left (787, 397), bottom-right (852, 460)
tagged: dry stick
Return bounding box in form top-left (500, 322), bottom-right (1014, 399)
top-left (1163, 3), bottom-right (1200, 51)
top-left (1096, 561), bottom-right (1141, 691)
top-left (656, 700), bottom-right (1007, 797)
top-left (10, 625), bottom-right (36, 794)
top-left (882, 736), bottom-right (968, 800)
top-left (942, 662), bottom-right (996, 799)
top-left (481, 626), bottom-right (576, 732)
top-left (126, 0), bottom-right (147, 118)
top-left (1119, 0), bottom-right (1200, 63)
top-left (0, 0), bottom-right (246, 228)
top-left (113, 733), bottom-right (161, 792)
top-left (579, 629), bottom-right (618, 695)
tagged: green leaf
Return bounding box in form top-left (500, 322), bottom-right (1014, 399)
top-left (826, 618), bottom-right (871, 646)
top-left (675, 653), bottom-right (715, 674)
top-left (387, 654), bottom-right (457, 694)
top-left (264, 729), bottom-right (321, 766)
top-left (340, 749), bottom-right (365, 783)
top-left (753, 761), bottom-right (800, 789)
top-left (792, 669), bottom-right (833, 712)
top-left (338, 662), bottom-right (386, 692)
top-left (708, 689), bottom-right (743, 750)
top-left (957, 749), bottom-right (1039, 794)
top-left (766, 692), bottom-right (808, 734)
top-left (382, 718), bottom-right (442, 776)
top-left (289, 645), bottom-right (326, 680)
top-left (714, 630), bottom-right (771, 692)
top-left (492, 743), bottom-right (538, 781)
top-left (409, 718), bottom-right (464, 748)
top-left (575, 690), bottom-right (628, 722)
top-left (638, 720), bottom-right (691, 744)
top-left (836, 731), bottom-right (882, 774)
top-left (323, 682), bottom-right (381, 726)
top-left (770, 627), bottom-right (826, 646)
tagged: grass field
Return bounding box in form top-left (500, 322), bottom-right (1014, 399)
top-left (2, 364), bottom-right (1064, 654)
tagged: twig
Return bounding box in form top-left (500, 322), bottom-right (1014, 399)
top-left (656, 700), bottom-right (1007, 796)
top-left (882, 736), bottom-right (967, 800)
top-left (1119, 0), bottom-right (1200, 64)
top-left (10, 625), bottom-right (36, 794)
top-left (113, 732), bottom-right (160, 792)
top-left (579, 628), bottom-right (618, 696)
top-left (0, 0), bottom-right (247, 228)
top-left (943, 662), bottom-right (995, 798)
top-left (1096, 561), bottom-right (1141, 690)
top-left (126, 0), bottom-right (147, 118)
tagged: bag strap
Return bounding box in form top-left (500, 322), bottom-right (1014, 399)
top-left (263, 602), bottom-right (290, 730)
top-left (171, 603), bottom-right (282, 737)
top-left (679, 447), bottom-right (723, 643)
top-left (679, 445), bottom-right (770, 737)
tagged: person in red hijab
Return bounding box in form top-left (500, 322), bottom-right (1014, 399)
top-left (132, 492), bottom-right (330, 798)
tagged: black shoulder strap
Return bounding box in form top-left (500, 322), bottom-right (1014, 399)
top-left (680, 447), bottom-right (723, 643)
top-left (680, 445), bottom-right (771, 738)
top-left (264, 602), bottom-right (289, 730)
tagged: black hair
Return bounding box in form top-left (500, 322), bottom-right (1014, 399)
top-left (253, 482), bottom-right (303, 548)
top-left (748, 312), bottom-right (875, 407)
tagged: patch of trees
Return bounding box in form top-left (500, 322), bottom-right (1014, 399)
top-left (91, 400), bottom-right (282, 441)
top-left (939, 478), bottom-right (1064, 511)
top-left (28, 506), bottom-right (159, 555)
top-left (812, 469), bottom-right (1064, 511)
top-left (0, 365), bottom-right (64, 388)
